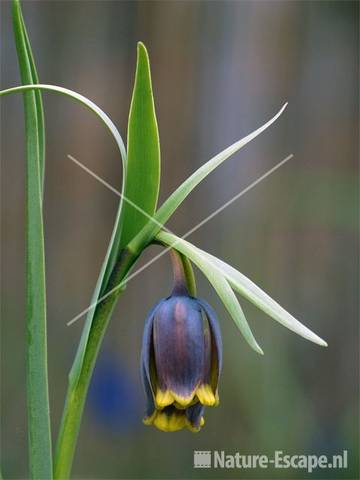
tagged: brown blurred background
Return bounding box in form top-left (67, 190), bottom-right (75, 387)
top-left (1, 1), bottom-right (358, 479)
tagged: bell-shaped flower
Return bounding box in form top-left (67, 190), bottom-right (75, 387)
top-left (141, 292), bottom-right (222, 432)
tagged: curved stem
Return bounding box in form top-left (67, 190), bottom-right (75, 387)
top-left (53, 243), bottom-right (196, 479)
top-left (169, 249), bottom-right (197, 296)
top-left (54, 249), bottom-right (137, 479)
top-left (0, 85), bottom-right (128, 479)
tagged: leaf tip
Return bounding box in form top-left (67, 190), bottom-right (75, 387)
top-left (279, 101), bottom-right (288, 115)
top-left (306, 329), bottom-right (328, 348)
top-left (249, 339), bottom-right (264, 355)
top-left (134, 42), bottom-right (151, 84)
top-left (255, 344), bottom-right (265, 355)
top-left (137, 41), bottom-right (149, 59)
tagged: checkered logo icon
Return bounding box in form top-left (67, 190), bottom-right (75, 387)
top-left (193, 451), bottom-right (212, 468)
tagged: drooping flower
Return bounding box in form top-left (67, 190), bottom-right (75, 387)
top-left (140, 290), bottom-right (222, 432)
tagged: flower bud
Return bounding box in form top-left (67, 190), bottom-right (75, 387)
top-left (141, 293), bottom-right (222, 432)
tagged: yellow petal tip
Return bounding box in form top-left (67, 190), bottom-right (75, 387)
top-left (155, 389), bottom-right (174, 408)
top-left (196, 384), bottom-right (217, 406)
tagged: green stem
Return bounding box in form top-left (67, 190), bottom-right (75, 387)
top-left (169, 249), bottom-right (197, 296)
top-left (53, 244), bottom-right (195, 479)
top-left (53, 249), bottom-right (137, 479)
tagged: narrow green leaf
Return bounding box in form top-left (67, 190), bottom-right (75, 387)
top-left (18, 8), bottom-right (45, 193)
top-left (67, 39), bottom-right (163, 398)
top-left (11, 1), bottom-right (45, 193)
top-left (12, 1), bottom-right (52, 477)
top-left (157, 231), bottom-right (327, 347)
top-left (120, 42), bottom-right (161, 247)
top-left (0, 84), bottom-right (126, 162)
top-left (202, 250), bottom-right (328, 347)
top-left (129, 103), bottom-right (288, 254)
top-left (0, 83), bottom-right (127, 284)
top-left (157, 231), bottom-right (263, 354)
top-left (0, 82), bottom-right (129, 389)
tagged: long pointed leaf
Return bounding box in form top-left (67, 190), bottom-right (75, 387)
top-left (157, 231), bottom-right (263, 354)
top-left (0, 84), bottom-right (126, 161)
top-left (157, 231), bottom-right (327, 347)
top-left (120, 42), bottom-right (161, 247)
top-left (18, 8), bottom-right (45, 193)
top-left (129, 103), bottom-right (288, 254)
top-left (0, 83), bottom-right (128, 387)
top-left (12, 1), bottom-right (52, 477)
top-left (203, 250), bottom-right (328, 347)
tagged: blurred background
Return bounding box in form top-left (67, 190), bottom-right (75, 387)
top-left (1, 1), bottom-right (358, 479)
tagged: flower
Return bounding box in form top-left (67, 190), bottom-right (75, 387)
top-left (141, 293), bottom-right (222, 432)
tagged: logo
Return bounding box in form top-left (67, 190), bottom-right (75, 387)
top-left (193, 451), bottom-right (212, 468)
top-left (193, 450), bottom-right (348, 472)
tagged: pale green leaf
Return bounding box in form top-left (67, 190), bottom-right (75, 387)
top-left (202, 250), bottom-right (328, 347)
top-left (0, 82), bottom-right (128, 389)
top-left (157, 231), bottom-right (263, 354)
top-left (0, 84), bottom-right (126, 161)
top-left (129, 103), bottom-right (288, 254)
top-left (157, 231), bottom-right (327, 348)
